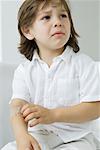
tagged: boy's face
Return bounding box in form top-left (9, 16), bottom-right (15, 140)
top-left (26, 1), bottom-right (70, 52)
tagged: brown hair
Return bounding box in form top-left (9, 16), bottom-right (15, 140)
top-left (18, 0), bottom-right (80, 61)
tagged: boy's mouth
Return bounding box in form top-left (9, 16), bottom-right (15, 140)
top-left (52, 32), bottom-right (65, 36)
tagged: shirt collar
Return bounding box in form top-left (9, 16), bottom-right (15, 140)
top-left (53, 46), bottom-right (73, 63)
top-left (32, 50), bottom-right (41, 62)
top-left (32, 46), bottom-right (73, 64)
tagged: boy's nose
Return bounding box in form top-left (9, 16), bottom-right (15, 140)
top-left (53, 17), bottom-right (62, 27)
top-left (54, 23), bottom-right (62, 27)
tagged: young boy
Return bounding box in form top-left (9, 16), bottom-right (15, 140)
top-left (2, 0), bottom-right (100, 150)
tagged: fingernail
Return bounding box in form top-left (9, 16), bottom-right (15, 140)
top-left (29, 124), bottom-right (32, 127)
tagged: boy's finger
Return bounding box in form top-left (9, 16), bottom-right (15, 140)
top-left (32, 142), bottom-right (41, 150)
top-left (25, 112), bottom-right (39, 122)
top-left (21, 103), bottom-right (36, 114)
top-left (29, 118), bottom-right (40, 127)
top-left (21, 103), bottom-right (29, 113)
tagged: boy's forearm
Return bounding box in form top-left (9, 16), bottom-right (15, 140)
top-left (10, 99), bottom-right (29, 141)
top-left (11, 113), bottom-right (28, 141)
top-left (53, 101), bottom-right (100, 123)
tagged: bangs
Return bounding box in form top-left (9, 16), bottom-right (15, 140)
top-left (38, 0), bottom-right (70, 12)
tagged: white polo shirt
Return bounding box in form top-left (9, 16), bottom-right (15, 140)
top-left (11, 46), bottom-right (100, 142)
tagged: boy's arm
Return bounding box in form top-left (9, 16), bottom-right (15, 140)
top-left (53, 101), bottom-right (100, 123)
top-left (21, 101), bottom-right (100, 127)
top-left (10, 99), bottom-right (41, 150)
top-left (10, 99), bottom-right (28, 141)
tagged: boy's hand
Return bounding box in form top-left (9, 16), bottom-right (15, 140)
top-left (21, 104), bottom-right (55, 127)
top-left (17, 133), bottom-right (41, 150)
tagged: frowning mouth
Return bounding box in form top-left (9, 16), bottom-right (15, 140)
top-left (52, 32), bottom-right (65, 36)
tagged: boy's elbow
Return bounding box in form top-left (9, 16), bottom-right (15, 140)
top-left (10, 98), bottom-right (28, 107)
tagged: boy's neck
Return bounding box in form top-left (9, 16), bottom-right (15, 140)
top-left (39, 47), bottom-right (64, 67)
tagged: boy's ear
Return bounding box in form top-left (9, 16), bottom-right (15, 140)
top-left (21, 26), bottom-right (34, 40)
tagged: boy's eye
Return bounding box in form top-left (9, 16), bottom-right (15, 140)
top-left (61, 14), bottom-right (68, 18)
top-left (41, 15), bottom-right (50, 20)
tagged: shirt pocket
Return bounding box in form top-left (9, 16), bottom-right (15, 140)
top-left (54, 77), bottom-right (79, 106)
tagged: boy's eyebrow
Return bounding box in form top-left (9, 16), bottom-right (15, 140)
top-left (38, 9), bottom-right (67, 15)
top-left (38, 10), bottom-right (52, 15)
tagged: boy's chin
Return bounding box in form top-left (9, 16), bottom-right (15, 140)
top-left (52, 45), bottom-right (65, 50)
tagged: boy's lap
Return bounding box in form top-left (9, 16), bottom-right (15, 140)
top-left (54, 141), bottom-right (96, 150)
top-left (54, 133), bottom-right (97, 150)
top-left (1, 132), bottom-right (98, 150)
top-left (1, 140), bottom-right (97, 150)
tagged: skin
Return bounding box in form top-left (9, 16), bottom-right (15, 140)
top-left (21, 102), bottom-right (100, 127)
top-left (10, 99), bottom-right (41, 150)
top-left (10, 1), bottom-right (100, 150)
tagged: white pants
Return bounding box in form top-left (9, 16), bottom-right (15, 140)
top-left (1, 130), bottom-right (100, 150)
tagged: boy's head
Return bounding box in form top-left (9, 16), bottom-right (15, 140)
top-left (18, 0), bottom-right (79, 61)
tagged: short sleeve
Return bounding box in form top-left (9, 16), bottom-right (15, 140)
top-left (10, 64), bottom-right (31, 103)
top-left (78, 55), bottom-right (100, 102)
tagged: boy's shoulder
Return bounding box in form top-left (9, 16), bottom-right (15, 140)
top-left (15, 59), bottom-right (32, 73)
top-left (72, 51), bottom-right (96, 74)
top-left (20, 59), bottom-right (31, 67)
top-left (73, 51), bottom-right (94, 66)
